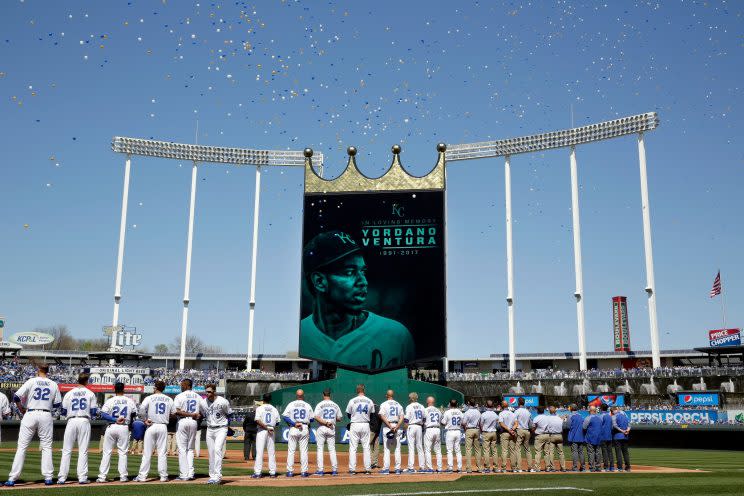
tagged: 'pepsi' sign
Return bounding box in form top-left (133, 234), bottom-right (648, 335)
top-left (677, 392), bottom-right (719, 407)
top-left (708, 328), bottom-right (741, 347)
top-left (503, 395), bottom-right (540, 408)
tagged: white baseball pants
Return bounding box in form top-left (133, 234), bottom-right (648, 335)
top-left (98, 424), bottom-right (130, 480)
top-left (58, 417), bottom-right (91, 482)
top-left (315, 425), bottom-right (337, 472)
top-left (406, 424), bottom-right (425, 470)
top-left (137, 423), bottom-right (168, 479)
top-left (8, 411), bottom-right (54, 481)
top-left (206, 426), bottom-right (228, 481)
top-left (382, 425), bottom-right (402, 471)
top-left (176, 418), bottom-right (198, 479)
top-left (445, 430), bottom-right (462, 471)
top-left (286, 425), bottom-right (310, 474)
top-left (348, 423), bottom-right (371, 472)
top-left (254, 429), bottom-right (277, 475)
top-left (424, 427), bottom-right (442, 471)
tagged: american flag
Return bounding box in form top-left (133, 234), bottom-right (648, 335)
top-left (710, 271), bottom-right (722, 298)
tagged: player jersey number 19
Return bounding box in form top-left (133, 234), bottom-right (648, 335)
top-left (156, 402), bottom-right (166, 414)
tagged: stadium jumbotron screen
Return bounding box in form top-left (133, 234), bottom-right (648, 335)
top-left (299, 190), bottom-right (446, 373)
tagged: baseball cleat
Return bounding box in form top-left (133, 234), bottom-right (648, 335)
top-left (348, 470), bottom-right (356, 475)
top-left (445, 469), bottom-right (453, 473)
top-left (314, 471), bottom-right (324, 476)
top-left (331, 471), bottom-right (338, 476)
top-left (176, 477), bottom-right (190, 481)
top-left (301, 472), bottom-right (310, 478)
top-left (250, 474), bottom-right (261, 479)
top-left (3, 481), bottom-right (14, 487)
top-left (395, 469), bottom-right (402, 475)
top-left (57, 479), bottom-right (66, 485)
top-left (379, 469), bottom-right (390, 475)
top-left (96, 477), bottom-right (107, 483)
top-left (120, 477), bottom-right (129, 482)
top-left (45, 479), bottom-right (54, 486)
top-left (79, 480), bottom-right (90, 485)
top-left (133, 476), bottom-right (147, 482)
top-left (269, 473), bottom-right (278, 478)
top-left (159, 477), bottom-right (169, 482)
top-left (286, 472), bottom-right (294, 477)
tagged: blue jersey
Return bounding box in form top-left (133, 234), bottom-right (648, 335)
top-left (613, 412), bottom-right (630, 440)
top-left (600, 412), bottom-right (613, 442)
top-left (584, 415), bottom-right (602, 445)
top-left (131, 420), bottom-right (146, 440)
top-left (567, 413), bottom-right (585, 443)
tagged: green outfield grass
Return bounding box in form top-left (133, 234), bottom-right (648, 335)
top-left (0, 444), bottom-right (741, 495)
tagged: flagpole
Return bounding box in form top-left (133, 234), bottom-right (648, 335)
top-left (720, 270), bottom-right (727, 331)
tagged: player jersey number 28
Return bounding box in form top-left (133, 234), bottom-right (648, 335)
top-left (32, 387), bottom-right (51, 400)
top-left (292, 408), bottom-right (307, 420)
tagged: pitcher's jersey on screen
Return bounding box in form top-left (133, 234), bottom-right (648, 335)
top-left (314, 400), bottom-right (342, 427)
top-left (140, 393), bottom-right (174, 424)
top-left (15, 377), bottom-right (61, 410)
top-left (101, 396), bottom-right (138, 424)
top-left (300, 311), bottom-right (414, 370)
top-left (61, 386), bottom-right (97, 418)
top-left (346, 395), bottom-right (375, 423)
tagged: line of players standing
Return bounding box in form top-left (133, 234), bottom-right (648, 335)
top-left (0, 364), bottom-right (234, 486)
top-left (251, 385), bottom-right (631, 477)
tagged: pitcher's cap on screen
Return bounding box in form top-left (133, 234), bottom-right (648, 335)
top-left (303, 231), bottom-right (361, 272)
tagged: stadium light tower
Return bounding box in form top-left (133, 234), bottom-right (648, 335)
top-left (110, 137), bottom-right (322, 370)
top-left (447, 112), bottom-right (661, 372)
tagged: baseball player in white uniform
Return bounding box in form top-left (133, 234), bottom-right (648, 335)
top-left (5, 364), bottom-right (62, 487)
top-left (313, 388), bottom-right (342, 476)
top-left (173, 379), bottom-right (207, 481)
top-left (97, 382), bottom-right (138, 482)
top-left (0, 392), bottom-right (11, 443)
top-left (379, 389), bottom-right (404, 474)
top-left (282, 389), bottom-right (314, 477)
top-left (441, 399), bottom-right (463, 473)
top-left (345, 384), bottom-right (375, 474)
top-left (252, 394), bottom-right (280, 478)
top-left (203, 384), bottom-right (233, 484)
top-left (404, 392), bottom-right (425, 473)
top-left (58, 373), bottom-right (98, 484)
top-left (135, 380), bottom-right (175, 482)
top-left (423, 396), bottom-right (443, 472)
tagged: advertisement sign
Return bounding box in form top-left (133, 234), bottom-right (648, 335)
top-left (612, 296), bottom-right (631, 352)
top-left (102, 325), bottom-right (142, 351)
top-left (59, 383), bottom-right (144, 393)
top-left (88, 367), bottom-right (149, 386)
top-left (503, 395), bottom-right (540, 408)
top-left (708, 328), bottom-right (741, 347)
top-left (9, 331), bottom-right (55, 346)
top-left (163, 385), bottom-right (209, 395)
top-left (587, 393), bottom-right (626, 407)
top-left (676, 392), bottom-right (720, 407)
top-left (628, 409), bottom-right (718, 424)
top-left (299, 190), bottom-right (446, 372)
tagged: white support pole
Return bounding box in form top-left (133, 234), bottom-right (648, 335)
top-left (246, 166), bottom-right (262, 371)
top-left (111, 155), bottom-right (132, 352)
top-left (637, 133), bottom-right (661, 369)
top-left (504, 155), bottom-right (516, 374)
top-left (569, 146), bottom-right (588, 371)
top-left (179, 161), bottom-right (199, 369)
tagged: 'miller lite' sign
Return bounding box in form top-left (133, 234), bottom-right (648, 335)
top-left (708, 328), bottom-right (741, 347)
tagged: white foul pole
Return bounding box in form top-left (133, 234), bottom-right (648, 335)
top-left (111, 155), bottom-right (132, 351)
top-left (637, 133), bottom-right (661, 369)
top-left (504, 155), bottom-right (516, 374)
top-left (179, 161), bottom-right (199, 369)
top-left (246, 166), bottom-right (262, 371)
top-left (569, 146), bottom-right (588, 371)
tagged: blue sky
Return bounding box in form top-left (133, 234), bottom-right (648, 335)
top-left (0, 1), bottom-right (741, 359)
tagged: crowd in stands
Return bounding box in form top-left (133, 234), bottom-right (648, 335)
top-left (444, 365), bottom-right (744, 382)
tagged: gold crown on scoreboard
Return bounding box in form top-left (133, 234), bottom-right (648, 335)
top-left (303, 144), bottom-right (446, 194)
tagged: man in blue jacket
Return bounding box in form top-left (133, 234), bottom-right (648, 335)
top-left (565, 404), bottom-right (585, 472)
top-left (599, 404), bottom-right (615, 471)
top-left (582, 406), bottom-right (603, 472)
top-left (611, 407), bottom-right (631, 472)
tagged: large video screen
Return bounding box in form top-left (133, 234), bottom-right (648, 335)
top-left (299, 190), bottom-right (446, 372)
top-left (503, 395), bottom-right (541, 408)
top-left (587, 393), bottom-right (626, 407)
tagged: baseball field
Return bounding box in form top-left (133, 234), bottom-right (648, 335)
top-left (0, 442), bottom-right (741, 495)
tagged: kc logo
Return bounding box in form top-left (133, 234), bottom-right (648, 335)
top-left (391, 203), bottom-right (405, 217)
top-left (334, 232), bottom-right (356, 245)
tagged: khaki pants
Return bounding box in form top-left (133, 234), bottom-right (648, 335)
top-left (533, 434), bottom-right (551, 470)
top-left (481, 432), bottom-right (499, 470)
top-left (463, 428), bottom-right (481, 472)
top-left (515, 428), bottom-right (532, 470)
top-left (549, 434), bottom-right (566, 470)
top-left (499, 432), bottom-right (517, 471)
